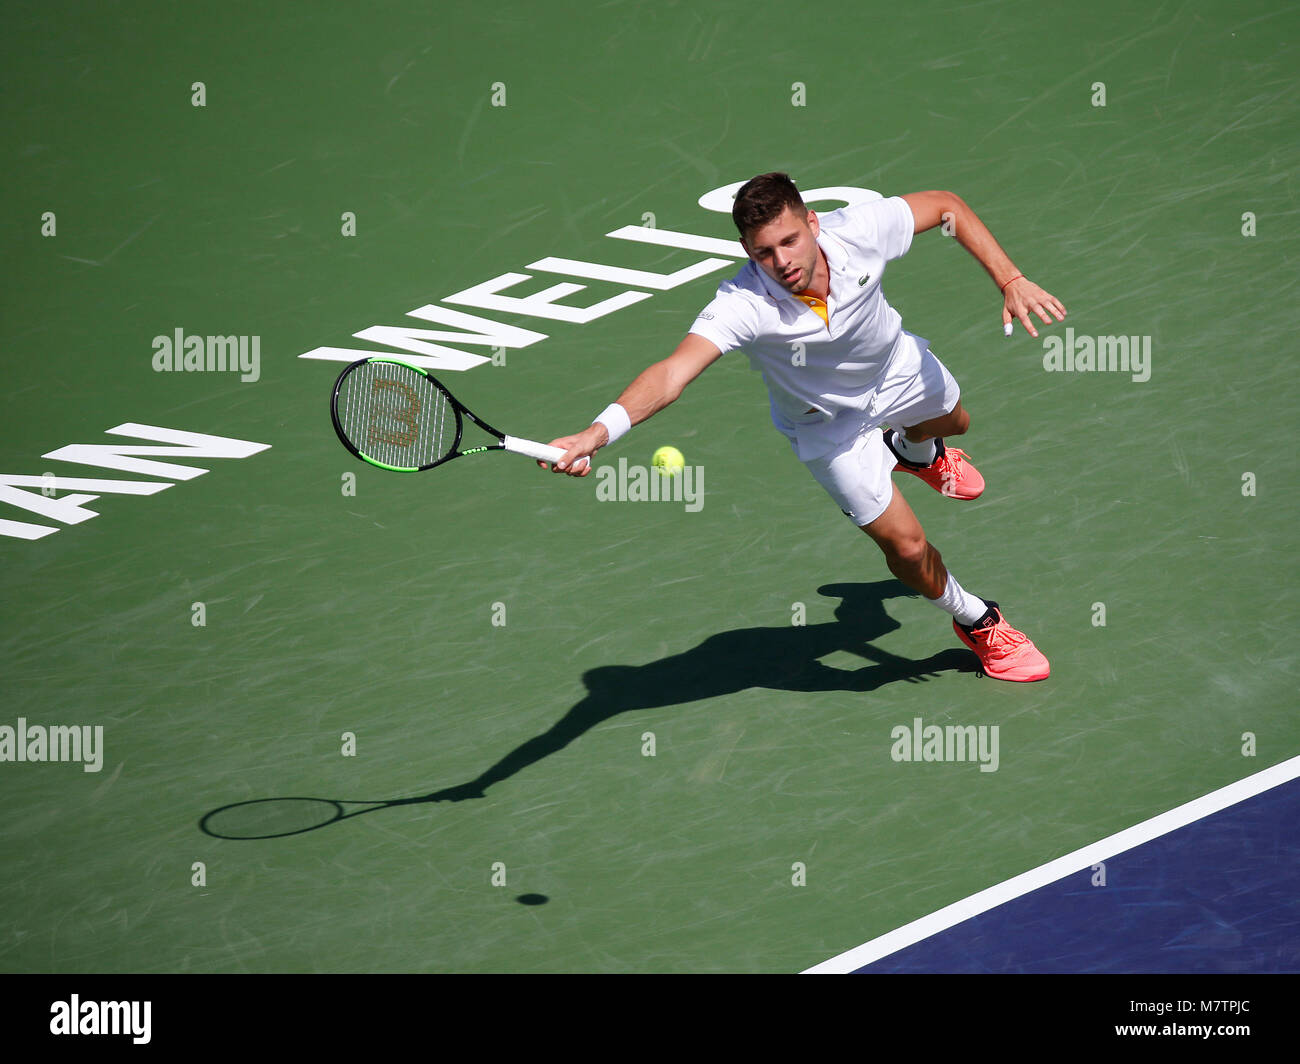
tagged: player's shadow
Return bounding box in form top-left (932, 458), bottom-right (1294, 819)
top-left (428, 579), bottom-right (975, 802)
top-left (199, 580), bottom-right (975, 836)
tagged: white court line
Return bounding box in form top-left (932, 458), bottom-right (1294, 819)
top-left (803, 754), bottom-right (1300, 974)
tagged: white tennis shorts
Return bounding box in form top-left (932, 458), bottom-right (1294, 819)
top-left (803, 347), bottom-right (960, 527)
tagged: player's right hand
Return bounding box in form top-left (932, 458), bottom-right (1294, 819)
top-left (540, 424), bottom-right (607, 476)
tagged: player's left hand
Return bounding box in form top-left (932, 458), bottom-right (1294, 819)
top-left (1002, 278), bottom-right (1066, 339)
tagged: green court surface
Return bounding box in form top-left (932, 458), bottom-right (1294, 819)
top-left (2, 1), bottom-right (1297, 973)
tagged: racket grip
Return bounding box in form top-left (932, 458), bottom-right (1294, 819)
top-left (503, 436), bottom-right (569, 463)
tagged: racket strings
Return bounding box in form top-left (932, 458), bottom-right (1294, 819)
top-left (339, 362), bottom-right (455, 468)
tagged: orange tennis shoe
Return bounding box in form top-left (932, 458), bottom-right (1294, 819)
top-left (953, 604), bottom-right (1050, 682)
top-left (884, 430), bottom-right (985, 500)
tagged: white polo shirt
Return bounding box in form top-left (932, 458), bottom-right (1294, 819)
top-left (688, 195), bottom-right (931, 460)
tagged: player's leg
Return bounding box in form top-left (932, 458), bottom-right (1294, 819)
top-left (804, 428), bottom-right (978, 612)
top-left (879, 349), bottom-right (983, 499)
top-left (900, 399), bottom-right (969, 443)
top-left (858, 485), bottom-right (982, 613)
top-left (858, 487), bottom-right (1049, 682)
top-left (802, 413), bottom-right (1048, 682)
top-left (855, 485), bottom-right (946, 598)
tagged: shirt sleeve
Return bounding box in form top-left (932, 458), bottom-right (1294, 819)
top-left (876, 195), bottom-right (915, 261)
top-left (687, 284), bottom-right (758, 355)
top-left (836, 195), bottom-right (915, 262)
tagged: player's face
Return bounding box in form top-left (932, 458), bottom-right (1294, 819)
top-left (742, 205), bottom-right (821, 293)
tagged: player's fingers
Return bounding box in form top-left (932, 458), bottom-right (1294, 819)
top-left (1018, 311), bottom-right (1039, 338)
top-left (1035, 304), bottom-right (1053, 324)
top-left (541, 439), bottom-right (562, 469)
top-left (544, 436), bottom-right (581, 473)
top-left (555, 445), bottom-right (587, 474)
top-left (1031, 287), bottom-right (1066, 321)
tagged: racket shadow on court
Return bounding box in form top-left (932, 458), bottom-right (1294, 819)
top-left (200, 580), bottom-right (976, 839)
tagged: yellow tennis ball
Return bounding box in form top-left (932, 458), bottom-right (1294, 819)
top-left (652, 445), bottom-right (685, 476)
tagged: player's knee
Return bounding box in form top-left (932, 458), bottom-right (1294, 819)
top-left (949, 406), bottom-right (971, 436)
top-left (884, 533), bottom-right (928, 569)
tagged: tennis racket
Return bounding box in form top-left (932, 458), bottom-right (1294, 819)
top-left (330, 356), bottom-right (575, 472)
top-left (201, 784), bottom-right (483, 839)
top-left (200, 795), bottom-right (430, 839)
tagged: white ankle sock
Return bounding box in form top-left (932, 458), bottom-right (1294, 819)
top-left (892, 430), bottom-right (937, 466)
top-left (928, 573), bottom-right (987, 626)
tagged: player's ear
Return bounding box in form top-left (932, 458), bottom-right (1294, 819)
top-left (806, 209), bottom-right (819, 236)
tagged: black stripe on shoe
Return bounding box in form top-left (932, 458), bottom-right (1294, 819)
top-left (884, 429), bottom-right (946, 470)
top-left (957, 599), bottom-right (1000, 634)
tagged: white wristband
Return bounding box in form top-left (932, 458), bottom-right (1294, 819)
top-left (593, 403), bottom-right (631, 446)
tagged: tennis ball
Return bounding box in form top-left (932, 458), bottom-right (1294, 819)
top-left (652, 445), bottom-right (685, 476)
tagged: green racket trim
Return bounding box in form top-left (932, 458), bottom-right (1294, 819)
top-left (357, 446), bottom-right (489, 471)
top-left (366, 357), bottom-right (428, 373)
top-left (357, 455), bottom-right (422, 473)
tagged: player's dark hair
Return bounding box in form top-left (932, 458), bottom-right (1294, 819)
top-left (732, 172), bottom-right (806, 240)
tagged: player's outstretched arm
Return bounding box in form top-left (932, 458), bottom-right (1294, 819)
top-left (542, 332), bottom-right (724, 476)
top-left (900, 190), bottom-right (1067, 339)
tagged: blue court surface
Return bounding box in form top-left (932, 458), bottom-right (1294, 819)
top-left (807, 758), bottom-right (1300, 974)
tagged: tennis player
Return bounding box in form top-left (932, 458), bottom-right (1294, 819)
top-left (544, 173), bottom-right (1066, 681)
